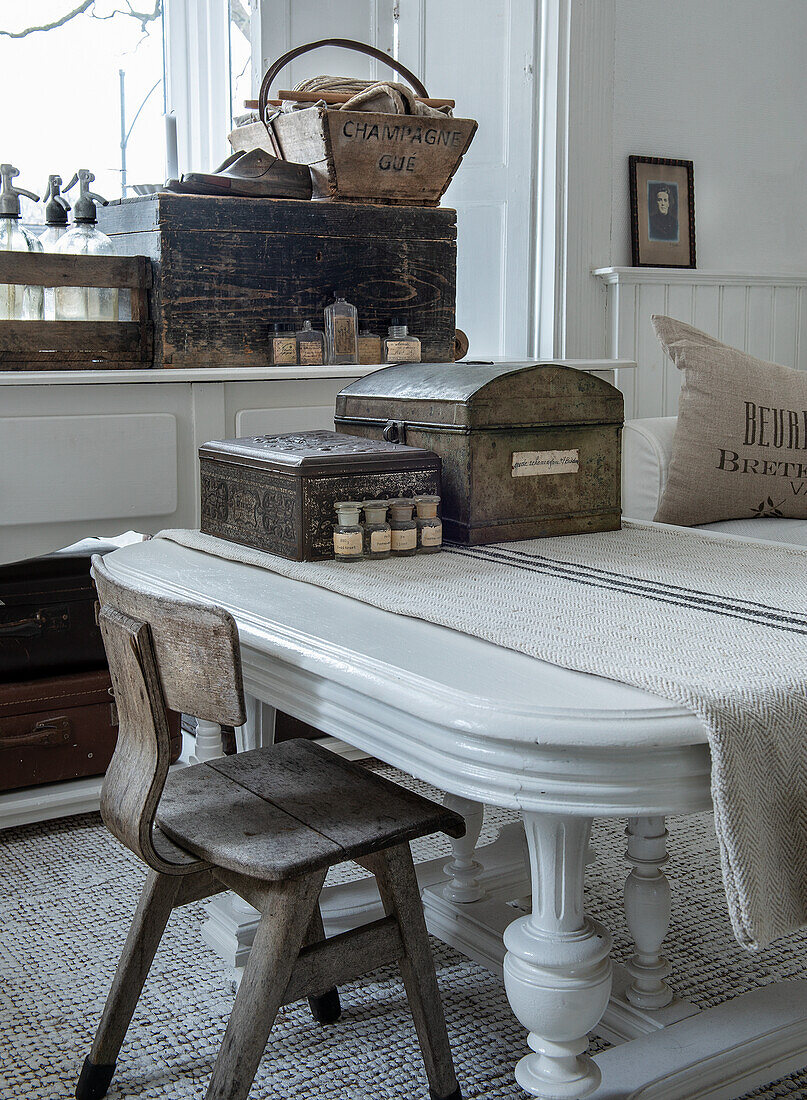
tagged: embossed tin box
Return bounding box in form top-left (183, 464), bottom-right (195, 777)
top-left (199, 430), bottom-right (441, 560)
top-left (335, 361), bottom-right (623, 543)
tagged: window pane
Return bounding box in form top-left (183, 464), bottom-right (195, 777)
top-left (0, 1), bottom-right (166, 220)
top-left (230, 0), bottom-right (252, 124)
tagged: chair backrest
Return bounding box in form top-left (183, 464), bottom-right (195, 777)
top-left (92, 554), bottom-right (246, 875)
top-left (92, 554), bottom-right (246, 727)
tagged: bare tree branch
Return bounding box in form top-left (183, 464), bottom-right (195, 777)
top-left (0, 1), bottom-right (94, 38)
top-left (0, 0), bottom-right (161, 40)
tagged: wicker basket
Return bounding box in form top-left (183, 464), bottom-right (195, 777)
top-left (229, 38), bottom-right (477, 207)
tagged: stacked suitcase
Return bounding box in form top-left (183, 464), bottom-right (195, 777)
top-left (0, 542), bottom-right (180, 795)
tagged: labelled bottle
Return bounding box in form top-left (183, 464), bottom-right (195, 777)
top-left (54, 170), bottom-right (118, 321)
top-left (388, 499), bottom-right (418, 557)
top-left (383, 317), bottom-right (421, 363)
top-left (0, 164), bottom-right (43, 320)
top-left (324, 294), bottom-right (358, 364)
top-left (358, 326), bottom-right (382, 365)
top-left (361, 500), bottom-right (391, 559)
top-left (270, 322), bottom-right (297, 365)
top-left (414, 495), bottom-right (442, 553)
top-left (295, 319), bottom-right (325, 365)
top-left (333, 502), bottom-right (364, 561)
top-left (40, 175), bottom-right (71, 319)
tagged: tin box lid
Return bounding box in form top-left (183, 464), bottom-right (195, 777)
top-left (199, 430), bottom-right (440, 475)
top-left (335, 361), bottom-right (624, 430)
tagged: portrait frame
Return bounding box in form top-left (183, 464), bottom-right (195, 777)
top-left (629, 155), bottom-right (696, 268)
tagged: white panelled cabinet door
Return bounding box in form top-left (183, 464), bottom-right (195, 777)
top-left (396, 0), bottom-right (538, 359)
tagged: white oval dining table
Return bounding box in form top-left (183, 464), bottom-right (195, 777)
top-left (104, 538), bottom-right (807, 1100)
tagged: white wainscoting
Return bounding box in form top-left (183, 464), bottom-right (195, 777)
top-left (593, 268), bottom-right (807, 420)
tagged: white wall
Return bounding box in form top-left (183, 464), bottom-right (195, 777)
top-left (609, 0), bottom-right (807, 274)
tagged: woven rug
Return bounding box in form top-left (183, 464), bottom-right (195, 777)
top-left (158, 523), bottom-right (807, 951)
top-left (2, 763), bottom-right (807, 1099)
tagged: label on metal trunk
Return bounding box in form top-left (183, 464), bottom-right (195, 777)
top-left (511, 449), bottom-right (579, 477)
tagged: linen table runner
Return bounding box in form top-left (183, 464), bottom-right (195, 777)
top-left (158, 521), bottom-right (807, 951)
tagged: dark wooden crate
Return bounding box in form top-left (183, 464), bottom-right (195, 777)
top-left (0, 252), bottom-right (152, 371)
top-left (97, 192), bottom-right (457, 368)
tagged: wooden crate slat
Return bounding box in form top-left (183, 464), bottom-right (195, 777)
top-left (0, 252), bottom-right (151, 290)
top-left (0, 320), bottom-right (151, 364)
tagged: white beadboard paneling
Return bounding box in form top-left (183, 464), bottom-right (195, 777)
top-left (773, 286), bottom-right (799, 368)
top-left (663, 282), bottom-right (693, 415)
top-left (720, 284), bottom-right (748, 350)
top-left (594, 268), bottom-right (807, 419)
top-left (0, 414), bottom-right (177, 526)
top-left (745, 284), bottom-right (775, 362)
top-left (692, 284), bottom-right (721, 345)
top-left (635, 283), bottom-right (667, 419)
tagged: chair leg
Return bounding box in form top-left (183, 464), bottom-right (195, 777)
top-left (364, 845), bottom-right (462, 1100)
top-left (205, 869), bottom-right (326, 1100)
top-left (76, 870), bottom-right (184, 1100)
top-left (304, 901), bottom-right (342, 1025)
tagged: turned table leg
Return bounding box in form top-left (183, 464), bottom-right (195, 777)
top-left (442, 795), bottom-right (485, 903)
top-left (190, 718), bottom-right (225, 764)
top-left (503, 812), bottom-right (612, 1099)
top-left (623, 815), bottom-right (673, 1009)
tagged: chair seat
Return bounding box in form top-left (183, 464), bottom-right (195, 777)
top-left (156, 738), bottom-right (465, 881)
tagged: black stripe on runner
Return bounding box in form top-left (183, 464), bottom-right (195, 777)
top-left (475, 542), bottom-right (807, 630)
top-left (442, 545), bottom-right (807, 638)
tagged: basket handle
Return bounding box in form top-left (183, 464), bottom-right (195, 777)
top-left (258, 38), bottom-right (429, 129)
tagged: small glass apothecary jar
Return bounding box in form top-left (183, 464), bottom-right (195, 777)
top-left (414, 495), bottom-right (442, 553)
top-left (333, 501), bottom-right (363, 562)
top-left (324, 295), bottom-right (358, 364)
top-left (296, 319), bottom-right (326, 365)
top-left (388, 499), bottom-right (418, 557)
top-left (270, 322), bottom-right (297, 365)
top-left (361, 500), bottom-right (391, 559)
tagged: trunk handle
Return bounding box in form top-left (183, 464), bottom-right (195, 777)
top-left (0, 615), bottom-right (43, 638)
top-left (258, 38), bottom-right (429, 129)
top-left (0, 716), bottom-right (71, 748)
top-left (382, 419), bottom-right (407, 444)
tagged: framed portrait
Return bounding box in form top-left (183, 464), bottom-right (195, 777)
top-left (629, 155), bottom-right (695, 268)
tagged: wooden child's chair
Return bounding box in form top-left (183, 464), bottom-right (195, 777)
top-left (77, 554), bottom-right (465, 1100)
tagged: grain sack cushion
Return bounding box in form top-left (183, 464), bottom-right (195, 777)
top-left (652, 314), bottom-right (807, 525)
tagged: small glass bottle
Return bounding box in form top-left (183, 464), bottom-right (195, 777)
top-left (414, 495), bottom-right (442, 553)
top-left (0, 163), bottom-right (44, 321)
top-left (383, 317), bottom-right (421, 363)
top-left (358, 326), bottom-right (382, 365)
top-left (54, 169), bottom-right (118, 321)
top-left (333, 502), bottom-right (364, 562)
top-left (361, 500), bottom-right (391, 559)
top-left (388, 499), bottom-right (418, 557)
top-left (324, 294), bottom-right (358, 364)
top-left (296, 319), bottom-right (325, 366)
top-left (271, 322), bottom-right (298, 365)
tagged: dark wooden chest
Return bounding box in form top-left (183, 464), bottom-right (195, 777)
top-left (0, 541), bottom-right (120, 682)
top-left (97, 193), bottom-right (457, 367)
top-left (199, 430), bottom-right (441, 560)
top-left (0, 669), bottom-right (182, 793)
top-left (335, 361), bottom-right (624, 543)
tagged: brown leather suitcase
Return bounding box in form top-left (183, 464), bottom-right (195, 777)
top-left (0, 541), bottom-right (120, 683)
top-left (0, 669), bottom-right (182, 793)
